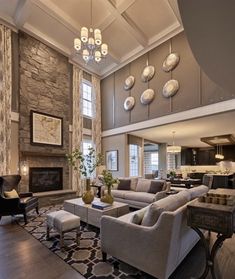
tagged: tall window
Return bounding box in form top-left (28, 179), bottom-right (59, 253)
top-left (82, 139), bottom-right (93, 155)
top-left (129, 144), bottom-right (140, 176)
top-left (82, 81), bottom-right (92, 118)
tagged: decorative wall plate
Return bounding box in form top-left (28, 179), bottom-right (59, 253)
top-left (124, 96), bottom-right (135, 111)
top-left (124, 75), bottom-right (135, 90)
top-left (140, 89), bottom-right (155, 105)
top-left (141, 65), bottom-right (155, 82)
top-left (162, 80), bottom-right (179, 98)
top-left (162, 53), bottom-right (180, 72)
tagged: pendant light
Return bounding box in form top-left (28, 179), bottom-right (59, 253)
top-left (167, 131), bottom-right (181, 153)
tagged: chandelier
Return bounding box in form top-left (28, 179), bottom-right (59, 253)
top-left (167, 131), bottom-right (181, 153)
top-left (74, 0), bottom-right (108, 63)
top-left (215, 144), bottom-right (224, 160)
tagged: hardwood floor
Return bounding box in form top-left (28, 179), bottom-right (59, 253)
top-left (0, 217), bottom-right (84, 279)
top-left (0, 216), bottom-right (234, 279)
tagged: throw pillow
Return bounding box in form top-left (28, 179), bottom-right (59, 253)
top-left (4, 189), bottom-right (19, 198)
top-left (136, 179), bottom-right (151, 192)
top-left (148, 181), bottom-right (164, 194)
top-left (130, 208), bottom-right (147, 225)
top-left (117, 179), bottom-right (131, 190)
top-left (141, 191), bottom-right (190, 227)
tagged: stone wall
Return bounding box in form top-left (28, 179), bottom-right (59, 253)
top-left (19, 32), bottom-right (71, 192)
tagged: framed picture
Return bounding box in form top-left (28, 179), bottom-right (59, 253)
top-left (30, 110), bottom-right (63, 147)
top-left (106, 150), bottom-right (118, 171)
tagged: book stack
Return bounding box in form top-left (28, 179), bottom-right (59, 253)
top-left (91, 201), bottom-right (112, 210)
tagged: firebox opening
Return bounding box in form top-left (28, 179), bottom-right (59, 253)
top-left (29, 167), bottom-right (63, 193)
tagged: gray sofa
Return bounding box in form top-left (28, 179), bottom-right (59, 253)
top-left (101, 185), bottom-right (208, 279)
top-left (109, 177), bottom-right (171, 209)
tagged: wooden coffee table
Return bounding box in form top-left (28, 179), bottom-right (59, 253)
top-left (64, 198), bottom-right (129, 228)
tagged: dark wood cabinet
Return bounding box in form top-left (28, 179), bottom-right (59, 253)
top-left (181, 148), bottom-right (216, 165)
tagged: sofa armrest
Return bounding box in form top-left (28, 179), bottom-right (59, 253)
top-left (19, 192), bottom-right (33, 198)
top-left (100, 213), bottom-right (177, 278)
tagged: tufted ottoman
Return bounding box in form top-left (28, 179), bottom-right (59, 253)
top-left (46, 210), bottom-right (80, 248)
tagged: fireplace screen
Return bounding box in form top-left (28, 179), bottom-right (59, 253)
top-left (29, 167), bottom-right (63, 193)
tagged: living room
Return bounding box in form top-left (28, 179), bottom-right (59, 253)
top-left (0, 1), bottom-right (235, 279)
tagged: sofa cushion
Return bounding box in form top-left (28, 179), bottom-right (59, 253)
top-left (141, 190), bottom-right (190, 227)
top-left (125, 192), bottom-right (156, 204)
top-left (136, 179), bottom-right (151, 192)
top-left (117, 179), bottom-right (131, 190)
top-left (111, 190), bottom-right (127, 199)
top-left (148, 180), bottom-right (164, 194)
top-left (188, 185), bottom-right (209, 200)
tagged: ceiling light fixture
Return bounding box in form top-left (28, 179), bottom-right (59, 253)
top-left (73, 0), bottom-right (108, 63)
top-left (167, 131), bottom-right (181, 153)
top-left (215, 144), bottom-right (224, 160)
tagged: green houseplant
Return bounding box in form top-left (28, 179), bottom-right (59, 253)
top-left (67, 146), bottom-right (103, 204)
top-left (100, 170), bottom-right (119, 204)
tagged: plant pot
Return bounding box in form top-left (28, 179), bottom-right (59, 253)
top-left (82, 178), bottom-right (94, 204)
top-left (100, 186), bottom-right (114, 204)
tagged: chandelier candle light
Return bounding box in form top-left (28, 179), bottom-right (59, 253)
top-left (74, 0), bottom-right (108, 63)
top-left (167, 131), bottom-right (181, 153)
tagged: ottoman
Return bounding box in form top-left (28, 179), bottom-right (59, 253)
top-left (46, 210), bottom-right (80, 248)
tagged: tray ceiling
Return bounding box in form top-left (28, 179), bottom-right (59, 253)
top-left (0, 0), bottom-right (183, 78)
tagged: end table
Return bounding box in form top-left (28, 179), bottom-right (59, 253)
top-left (187, 189), bottom-right (235, 279)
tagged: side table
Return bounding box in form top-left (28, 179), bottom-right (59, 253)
top-left (187, 189), bottom-right (235, 279)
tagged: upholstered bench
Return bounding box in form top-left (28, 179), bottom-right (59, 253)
top-left (46, 210), bottom-right (80, 248)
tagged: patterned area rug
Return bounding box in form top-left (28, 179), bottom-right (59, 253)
top-left (18, 205), bottom-right (154, 279)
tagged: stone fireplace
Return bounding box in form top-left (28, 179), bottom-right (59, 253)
top-left (29, 167), bottom-right (63, 193)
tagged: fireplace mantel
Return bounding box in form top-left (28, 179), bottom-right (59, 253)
top-left (21, 151), bottom-right (67, 157)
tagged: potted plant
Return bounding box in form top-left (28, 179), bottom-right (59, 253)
top-left (67, 146), bottom-right (103, 204)
top-left (100, 170), bottom-right (119, 204)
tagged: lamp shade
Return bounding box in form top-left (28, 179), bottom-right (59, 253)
top-left (81, 27), bottom-right (88, 42)
top-left (95, 50), bottom-right (101, 62)
top-left (82, 49), bottom-right (89, 61)
top-left (167, 145), bottom-right (181, 153)
top-left (74, 38), bottom-right (81, 51)
top-left (94, 29), bottom-right (102, 45)
top-left (101, 43), bottom-right (108, 55)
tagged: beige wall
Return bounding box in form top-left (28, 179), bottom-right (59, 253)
top-left (102, 134), bottom-right (128, 177)
top-left (10, 121), bottom-right (19, 174)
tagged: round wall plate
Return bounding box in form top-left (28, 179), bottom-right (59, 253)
top-left (124, 96), bottom-right (135, 111)
top-left (141, 65), bottom-right (155, 82)
top-left (162, 53), bottom-right (180, 72)
top-left (124, 75), bottom-right (135, 90)
top-left (162, 79), bottom-right (179, 98)
top-left (140, 89), bottom-right (155, 105)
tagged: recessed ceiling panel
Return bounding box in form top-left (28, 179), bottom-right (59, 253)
top-left (125, 0), bottom-right (177, 39)
top-left (0, 0), bottom-right (18, 18)
top-left (50, 0), bottom-right (110, 27)
top-left (27, 4), bottom-right (75, 51)
top-left (102, 19), bottom-right (139, 58)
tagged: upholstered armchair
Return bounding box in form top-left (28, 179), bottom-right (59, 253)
top-left (0, 175), bottom-right (39, 224)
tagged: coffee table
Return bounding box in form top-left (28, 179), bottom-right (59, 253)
top-left (64, 198), bottom-right (129, 228)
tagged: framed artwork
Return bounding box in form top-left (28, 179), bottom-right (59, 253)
top-left (30, 110), bottom-right (63, 147)
top-left (106, 150), bottom-right (118, 171)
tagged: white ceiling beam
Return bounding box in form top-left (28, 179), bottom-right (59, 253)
top-left (14, 0), bottom-right (32, 28)
top-left (167, 0), bottom-right (183, 24)
top-left (116, 0), bottom-right (136, 13)
top-left (103, 0), bottom-right (148, 47)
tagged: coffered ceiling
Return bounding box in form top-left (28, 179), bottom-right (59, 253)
top-left (0, 0), bottom-right (183, 78)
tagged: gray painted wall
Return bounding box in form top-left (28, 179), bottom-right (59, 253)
top-left (102, 134), bottom-right (128, 177)
top-left (101, 32), bottom-right (234, 131)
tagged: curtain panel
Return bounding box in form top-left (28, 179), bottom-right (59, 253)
top-left (91, 75), bottom-right (101, 154)
top-left (0, 25), bottom-right (12, 175)
top-left (72, 66), bottom-right (83, 194)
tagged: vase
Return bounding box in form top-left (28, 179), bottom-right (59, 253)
top-left (82, 178), bottom-right (94, 204)
top-left (101, 186), bottom-right (114, 204)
